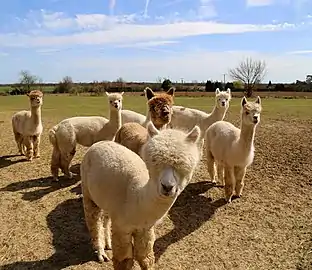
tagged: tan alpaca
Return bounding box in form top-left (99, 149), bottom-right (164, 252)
top-left (11, 90), bottom-right (44, 161)
top-left (81, 121), bottom-right (201, 269)
top-left (115, 87), bottom-right (175, 156)
top-left (205, 96), bottom-right (262, 203)
top-left (49, 92), bottom-right (123, 181)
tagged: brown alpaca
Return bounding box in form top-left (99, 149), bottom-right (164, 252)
top-left (11, 90), bottom-right (44, 161)
top-left (115, 87), bottom-right (175, 156)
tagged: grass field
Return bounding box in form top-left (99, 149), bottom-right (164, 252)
top-left (0, 94), bottom-right (311, 270)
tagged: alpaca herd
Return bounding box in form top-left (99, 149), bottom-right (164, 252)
top-left (10, 87), bottom-right (262, 269)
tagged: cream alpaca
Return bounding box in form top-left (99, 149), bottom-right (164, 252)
top-left (169, 88), bottom-right (231, 141)
top-left (11, 90), bottom-right (44, 161)
top-left (115, 87), bottom-right (175, 156)
top-left (49, 92), bottom-right (123, 181)
top-left (205, 96), bottom-right (262, 203)
top-left (81, 121), bottom-right (201, 269)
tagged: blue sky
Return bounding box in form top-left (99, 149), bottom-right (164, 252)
top-left (0, 0), bottom-right (312, 83)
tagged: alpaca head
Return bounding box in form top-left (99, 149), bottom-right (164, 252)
top-left (241, 96), bottom-right (262, 126)
top-left (27, 90), bottom-right (43, 108)
top-left (105, 92), bottom-right (124, 111)
top-left (215, 88), bottom-right (231, 109)
top-left (141, 121), bottom-right (201, 199)
top-left (144, 87), bottom-right (175, 129)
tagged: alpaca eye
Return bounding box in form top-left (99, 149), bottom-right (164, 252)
top-left (246, 112), bottom-right (249, 115)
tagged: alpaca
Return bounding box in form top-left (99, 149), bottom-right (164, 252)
top-left (114, 87), bottom-right (175, 156)
top-left (49, 92), bottom-right (123, 181)
top-left (121, 87), bottom-right (175, 128)
top-left (81, 121), bottom-right (201, 269)
top-left (11, 90), bottom-right (44, 161)
top-left (205, 96), bottom-right (262, 203)
top-left (169, 88), bottom-right (231, 143)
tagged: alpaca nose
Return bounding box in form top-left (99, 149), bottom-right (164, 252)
top-left (221, 101), bottom-right (225, 106)
top-left (161, 183), bottom-right (174, 193)
top-left (253, 116), bottom-right (258, 123)
top-left (162, 110), bottom-right (169, 116)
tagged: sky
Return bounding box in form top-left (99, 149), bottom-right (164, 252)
top-left (0, 0), bottom-right (312, 84)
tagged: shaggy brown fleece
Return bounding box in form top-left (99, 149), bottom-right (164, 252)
top-left (146, 87), bottom-right (175, 130)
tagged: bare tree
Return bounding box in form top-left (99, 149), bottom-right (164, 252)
top-left (228, 57), bottom-right (267, 97)
top-left (18, 70), bottom-right (38, 93)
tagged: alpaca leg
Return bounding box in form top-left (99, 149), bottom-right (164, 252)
top-left (13, 131), bottom-right (24, 155)
top-left (206, 150), bottom-right (216, 183)
top-left (234, 166), bottom-right (247, 198)
top-left (23, 136), bottom-right (34, 161)
top-left (50, 147), bottom-right (61, 181)
top-left (216, 163), bottom-right (224, 186)
top-left (111, 229), bottom-right (134, 270)
top-left (82, 190), bottom-right (108, 262)
top-left (224, 166), bottom-right (235, 203)
top-left (60, 148), bottom-right (76, 179)
top-left (133, 227), bottom-right (156, 270)
top-left (33, 135), bottom-right (41, 158)
top-left (103, 214), bottom-right (112, 250)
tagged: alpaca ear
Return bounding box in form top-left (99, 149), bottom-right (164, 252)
top-left (255, 96), bottom-right (261, 105)
top-left (120, 92), bottom-right (124, 95)
top-left (241, 96), bottom-right (247, 107)
top-left (215, 88), bottom-right (220, 95)
top-left (185, 125), bottom-right (200, 144)
top-left (226, 88), bottom-right (231, 95)
top-left (147, 121), bottom-right (159, 138)
top-left (145, 87), bottom-right (155, 100)
top-left (166, 87), bottom-right (175, 96)
top-left (105, 92), bottom-right (109, 96)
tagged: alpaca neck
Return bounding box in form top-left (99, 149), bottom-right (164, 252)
top-left (137, 180), bottom-right (176, 226)
top-left (237, 122), bottom-right (256, 153)
top-left (143, 110), bottom-right (151, 127)
top-left (203, 104), bottom-right (226, 125)
top-left (109, 109), bottom-right (121, 129)
top-left (30, 106), bottom-right (41, 126)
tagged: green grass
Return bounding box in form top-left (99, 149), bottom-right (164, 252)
top-left (0, 95), bottom-right (311, 122)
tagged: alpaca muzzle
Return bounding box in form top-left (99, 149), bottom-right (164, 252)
top-left (159, 167), bottom-right (177, 197)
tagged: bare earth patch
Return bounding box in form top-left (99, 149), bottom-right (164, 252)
top-left (0, 96), bottom-right (311, 270)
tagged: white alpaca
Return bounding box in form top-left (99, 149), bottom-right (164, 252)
top-left (169, 88), bottom-right (231, 141)
top-left (81, 121), bottom-right (201, 269)
top-left (49, 92), bottom-right (124, 181)
top-left (205, 96), bottom-right (262, 203)
top-left (121, 109), bottom-right (146, 126)
top-left (11, 90), bottom-right (44, 161)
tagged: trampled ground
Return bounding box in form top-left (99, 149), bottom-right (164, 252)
top-left (0, 94), bottom-right (311, 270)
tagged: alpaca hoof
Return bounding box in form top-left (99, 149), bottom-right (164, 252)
top-left (66, 172), bottom-right (73, 179)
top-left (34, 154), bottom-right (40, 158)
top-left (105, 243), bottom-right (112, 250)
top-left (97, 251), bottom-right (110, 263)
top-left (225, 196), bottom-right (232, 203)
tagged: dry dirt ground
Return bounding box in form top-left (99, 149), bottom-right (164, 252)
top-left (0, 94), bottom-right (311, 270)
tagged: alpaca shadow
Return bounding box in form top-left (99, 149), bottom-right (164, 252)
top-left (154, 181), bottom-right (226, 262)
top-left (1, 198), bottom-right (96, 270)
top-left (0, 175), bottom-right (80, 202)
top-left (0, 154), bottom-right (28, 169)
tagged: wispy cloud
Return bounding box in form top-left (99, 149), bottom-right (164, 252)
top-left (0, 19), bottom-right (296, 48)
top-left (144, 0), bottom-right (151, 17)
top-left (0, 52), bottom-right (9, 57)
top-left (198, 0), bottom-right (217, 18)
top-left (116, 40), bottom-right (179, 48)
top-left (246, 0), bottom-right (274, 7)
top-left (287, 50), bottom-right (312, 55)
top-left (109, 0), bottom-right (116, 15)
